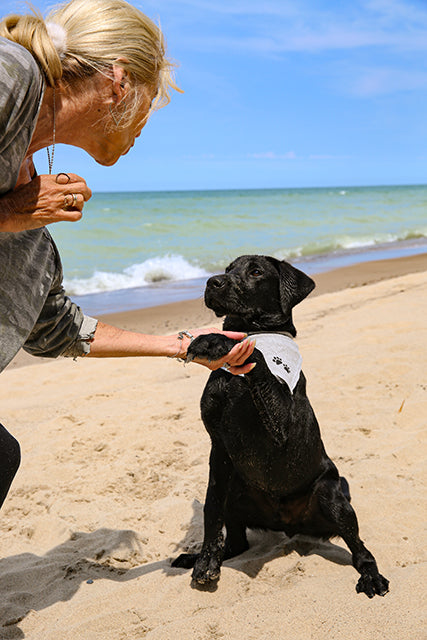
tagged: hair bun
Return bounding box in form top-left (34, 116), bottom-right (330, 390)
top-left (46, 21), bottom-right (67, 58)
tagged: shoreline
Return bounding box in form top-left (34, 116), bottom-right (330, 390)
top-left (7, 250), bottom-right (427, 370)
top-left (68, 237), bottom-right (427, 317)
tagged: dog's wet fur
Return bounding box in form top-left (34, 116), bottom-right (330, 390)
top-left (172, 255), bottom-right (389, 598)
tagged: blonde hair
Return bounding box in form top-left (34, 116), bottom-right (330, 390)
top-left (0, 0), bottom-right (180, 123)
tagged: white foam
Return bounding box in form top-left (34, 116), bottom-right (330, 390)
top-left (338, 233), bottom-right (398, 250)
top-left (64, 254), bottom-right (209, 295)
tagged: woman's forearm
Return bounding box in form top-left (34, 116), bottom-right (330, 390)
top-left (86, 321), bottom-right (256, 373)
top-left (86, 321), bottom-right (179, 358)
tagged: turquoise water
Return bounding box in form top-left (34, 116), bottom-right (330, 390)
top-left (49, 184), bottom-right (427, 314)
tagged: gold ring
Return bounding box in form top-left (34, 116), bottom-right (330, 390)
top-left (63, 194), bottom-right (72, 209)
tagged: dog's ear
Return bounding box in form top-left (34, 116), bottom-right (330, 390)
top-left (268, 258), bottom-right (315, 312)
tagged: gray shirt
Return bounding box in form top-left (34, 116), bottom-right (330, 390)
top-left (0, 37), bottom-right (97, 372)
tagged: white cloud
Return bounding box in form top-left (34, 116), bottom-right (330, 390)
top-left (186, 28), bottom-right (427, 55)
top-left (247, 152), bottom-right (353, 161)
top-left (144, 0), bottom-right (427, 97)
top-left (308, 154), bottom-right (352, 160)
top-left (361, 0), bottom-right (427, 25)
top-left (349, 67), bottom-right (427, 96)
top-left (143, 0), bottom-right (302, 19)
top-left (248, 151), bottom-right (297, 160)
top-left (147, 0), bottom-right (427, 54)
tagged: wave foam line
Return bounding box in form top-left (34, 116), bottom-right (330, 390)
top-left (64, 255), bottom-right (209, 296)
top-left (276, 228), bottom-right (427, 261)
top-left (64, 227), bottom-right (427, 297)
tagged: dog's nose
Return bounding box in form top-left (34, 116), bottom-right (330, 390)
top-left (208, 276), bottom-right (226, 289)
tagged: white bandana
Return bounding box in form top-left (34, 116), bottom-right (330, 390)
top-left (224, 333), bottom-right (302, 392)
top-left (250, 333), bottom-right (302, 392)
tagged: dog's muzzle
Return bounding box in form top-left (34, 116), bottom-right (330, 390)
top-left (207, 275), bottom-right (227, 290)
top-left (205, 275), bottom-right (229, 314)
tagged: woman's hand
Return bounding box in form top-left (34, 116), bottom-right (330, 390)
top-left (0, 172), bottom-right (92, 232)
top-left (177, 327), bottom-right (256, 375)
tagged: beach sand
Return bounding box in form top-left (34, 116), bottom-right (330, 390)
top-left (0, 253), bottom-right (426, 639)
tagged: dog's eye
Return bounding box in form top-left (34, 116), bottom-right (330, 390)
top-left (250, 269), bottom-right (262, 277)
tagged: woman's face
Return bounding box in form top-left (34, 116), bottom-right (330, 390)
top-left (92, 86), bottom-right (156, 166)
top-left (66, 71), bottom-right (157, 166)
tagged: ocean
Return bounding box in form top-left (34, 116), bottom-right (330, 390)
top-left (50, 184), bottom-right (427, 315)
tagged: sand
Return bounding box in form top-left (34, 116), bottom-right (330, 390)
top-left (0, 254), bottom-right (426, 639)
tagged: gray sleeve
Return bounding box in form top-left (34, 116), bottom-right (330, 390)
top-left (22, 240), bottom-right (98, 359)
top-left (23, 285), bottom-right (98, 359)
top-left (0, 38), bottom-right (45, 193)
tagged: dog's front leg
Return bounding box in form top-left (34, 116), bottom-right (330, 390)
top-left (190, 442), bottom-right (234, 586)
top-left (172, 441), bottom-right (233, 585)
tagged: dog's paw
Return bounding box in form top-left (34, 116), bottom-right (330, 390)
top-left (171, 553), bottom-right (199, 569)
top-left (191, 551), bottom-right (222, 585)
top-left (187, 334), bottom-right (236, 363)
top-left (356, 571), bottom-right (389, 598)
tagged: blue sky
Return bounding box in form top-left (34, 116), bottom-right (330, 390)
top-left (3, 0), bottom-right (427, 191)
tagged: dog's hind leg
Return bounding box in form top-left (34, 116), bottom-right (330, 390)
top-left (223, 518), bottom-right (249, 560)
top-left (222, 481), bottom-right (250, 559)
top-left (316, 476), bottom-right (389, 598)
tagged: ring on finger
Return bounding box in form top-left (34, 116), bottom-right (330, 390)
top-left (56, 172), bottom-right (71, 184)
top-left (71, 193), bottom-right (78, 207)
top-left (222, 362), bottom-right (231, 371)
top-left (63, 194), bottom-right (72, 209)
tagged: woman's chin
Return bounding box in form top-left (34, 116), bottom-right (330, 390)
top-left (91, 144), bottom-right (130, 166)
top-left (95, 154), bottom-right (120, 167)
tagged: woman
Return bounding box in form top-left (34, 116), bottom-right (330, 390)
top-left (0, 0), bottom-right (255, 510)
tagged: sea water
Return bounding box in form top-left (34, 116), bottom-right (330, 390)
top-left (49, 184), bottom-right (427, 315)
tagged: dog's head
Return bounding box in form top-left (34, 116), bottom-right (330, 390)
top-left (205, 255), bottom-right (315, 335)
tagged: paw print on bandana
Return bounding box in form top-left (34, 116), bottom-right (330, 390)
top-left (272, 356), bottom-right (291, 373)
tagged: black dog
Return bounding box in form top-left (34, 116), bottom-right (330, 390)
top-left (172, 255), bottom-right (389, 598)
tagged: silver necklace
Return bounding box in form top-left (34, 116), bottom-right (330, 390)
top-left (46, 88), bottom-right (56, 174)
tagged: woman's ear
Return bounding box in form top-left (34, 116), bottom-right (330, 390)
top-left (111, 60), bottom-right (129, 104)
